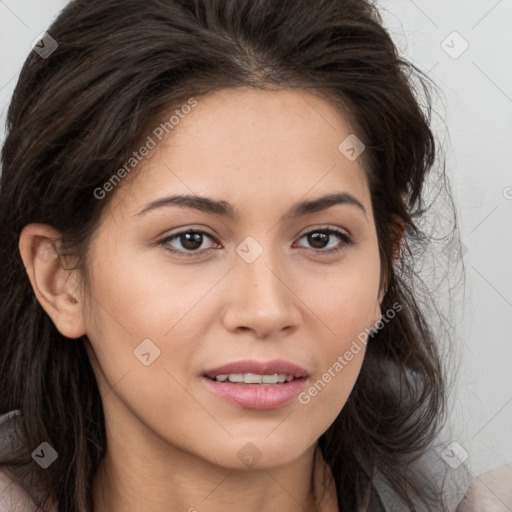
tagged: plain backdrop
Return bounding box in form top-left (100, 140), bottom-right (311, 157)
top-left (0, 0), bottom-right (511, 478)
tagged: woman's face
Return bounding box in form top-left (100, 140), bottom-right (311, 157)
top-left (81, 87), bottom-right (384, 469)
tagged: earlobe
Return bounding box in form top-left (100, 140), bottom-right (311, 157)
top-left (18, 223), bottom-right (87, 339)
top-left (373, 299), bottom-right (383, 326)
top-left (377, 215), bottom-right (404, 314)
top-left (391, 214), bottom-right (405, 264)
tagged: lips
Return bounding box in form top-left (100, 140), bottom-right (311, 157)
top-left (203, 359), bottom-right (309, 380)
top-left (201, 359), bottom-right (310, 410)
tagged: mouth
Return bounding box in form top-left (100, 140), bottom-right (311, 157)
top-left (205, 373), bottom-right (302, 384)
top-left (201, 359), bottom-right (309, 409)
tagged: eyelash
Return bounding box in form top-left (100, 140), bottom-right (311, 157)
top-left (158, 227), bottom-right (354, 258)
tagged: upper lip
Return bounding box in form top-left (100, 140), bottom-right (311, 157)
top-left (203, 359), bottom-right (309, 379)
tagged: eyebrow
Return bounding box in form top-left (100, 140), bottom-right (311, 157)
top-left (136, 192), bottom-right (367, 220)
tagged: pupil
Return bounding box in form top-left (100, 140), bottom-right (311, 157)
top-left (182, 232), bottom-right (202, 250)
top-left (309, 232), bottom-right (328, 249)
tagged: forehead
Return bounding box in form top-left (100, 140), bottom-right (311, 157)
top-left (109, 87), bottom-right (372, 219)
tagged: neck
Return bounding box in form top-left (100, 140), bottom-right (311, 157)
top-left (92, 397), bottom-right (338, 512)
top-left (93, 447), bottom-right (328, 512)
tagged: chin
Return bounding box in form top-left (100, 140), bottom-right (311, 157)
top-left (205, 435), bottom-right (313, 471)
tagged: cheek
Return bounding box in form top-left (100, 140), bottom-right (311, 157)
top-left (294, 341), bottom-right (366, 442)
top-left (293, 252), bottom-right (380, 422)
top-left (81, 246), bottom-right (221, 409)
top-left (82, 263), bottom-right (212, 441)
top-left (85, 244), bottom-right (224, 341)
top-left (297, 330), bottom-right (368, 435)
top-left (299, 250), bottom-right (381, 346)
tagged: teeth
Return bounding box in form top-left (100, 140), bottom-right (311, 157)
top-left (213, 373), bottom-right (295, 384)
top-left (245, 373), bottom-right (266, 384)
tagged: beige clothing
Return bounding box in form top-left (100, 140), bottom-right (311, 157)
top-left (1, 410), bottom-right (511, 511)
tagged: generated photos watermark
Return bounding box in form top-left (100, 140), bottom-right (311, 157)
top-left (298, 301), bottom-right (402, 405)
top-left (93, 98), bottom-right (198, 200)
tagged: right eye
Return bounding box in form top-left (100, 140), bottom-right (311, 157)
top-left (159, 229), bottom-right (221, 258)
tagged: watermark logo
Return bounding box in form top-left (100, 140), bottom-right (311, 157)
top-left (236, 236), bottom-right (264, 264)
top-left (31, 32), bottom-right (58, 59)
top-left (32, 442), bottom-right (58, 468)
top-left (441, 31), bottom-right (469, 60)
top-left (134, 338), bottom-right (161, 366)
top-left (441, 441), bottom-right (469, 469)
top-left (338, 134), bottom-right (365, 161)
top-left (36, 239), bottom-right (56, 263)
top-left (236, 442), bottom-right (262, 468)
top-left (442, 239), bottom-right (468, 264)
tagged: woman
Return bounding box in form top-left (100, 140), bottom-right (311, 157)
top-left (0, 0), bottom-right (478, 510)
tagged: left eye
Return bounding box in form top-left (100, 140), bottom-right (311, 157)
top-left (294, 228), bottom-right (353, 253)
top-left (160, 230), bottom-right (218, 256)
top-left (159, 228), bottom-right (353, 257)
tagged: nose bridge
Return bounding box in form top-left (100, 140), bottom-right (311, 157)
top-left (238, 235), bottom-right (287, 305)
top-left (222, 233), bottom-right (300, 336)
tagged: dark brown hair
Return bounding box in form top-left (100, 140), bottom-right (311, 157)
top-left (0, 0), bottom-right (465, 510)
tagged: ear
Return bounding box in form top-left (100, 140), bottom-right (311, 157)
top-left (391, 214), bottom-right (405, 264)
top-left (18, 224), bottom-right (87, 339)
top-left (373, 215), bottom-right (405, 322)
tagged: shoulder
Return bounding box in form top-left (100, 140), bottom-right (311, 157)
top-left (0, 410), bottom-right (38, 512)
top-left (370, 440), bottom-right (474, 511)
top-left (0, 468), bottom-right (39, 512)
top-left (0, 410), bottom-right (23, 454)
top-left (456, 464), bottom-right (512, 512)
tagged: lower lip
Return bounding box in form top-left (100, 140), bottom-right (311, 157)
top-left (201, 376), bottom-right (309, 410)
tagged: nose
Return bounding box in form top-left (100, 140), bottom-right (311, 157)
top-left (221, 244), bottom-right (302, 339)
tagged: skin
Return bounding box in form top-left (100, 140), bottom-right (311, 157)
top-left (19, 87), bottom-right (400, 512)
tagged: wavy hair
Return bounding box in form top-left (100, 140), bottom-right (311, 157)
top-left (0, 0), bottom-right (464, 510)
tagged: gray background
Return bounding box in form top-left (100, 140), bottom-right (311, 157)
top-left (0, 0), bottom-right (511, 477)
